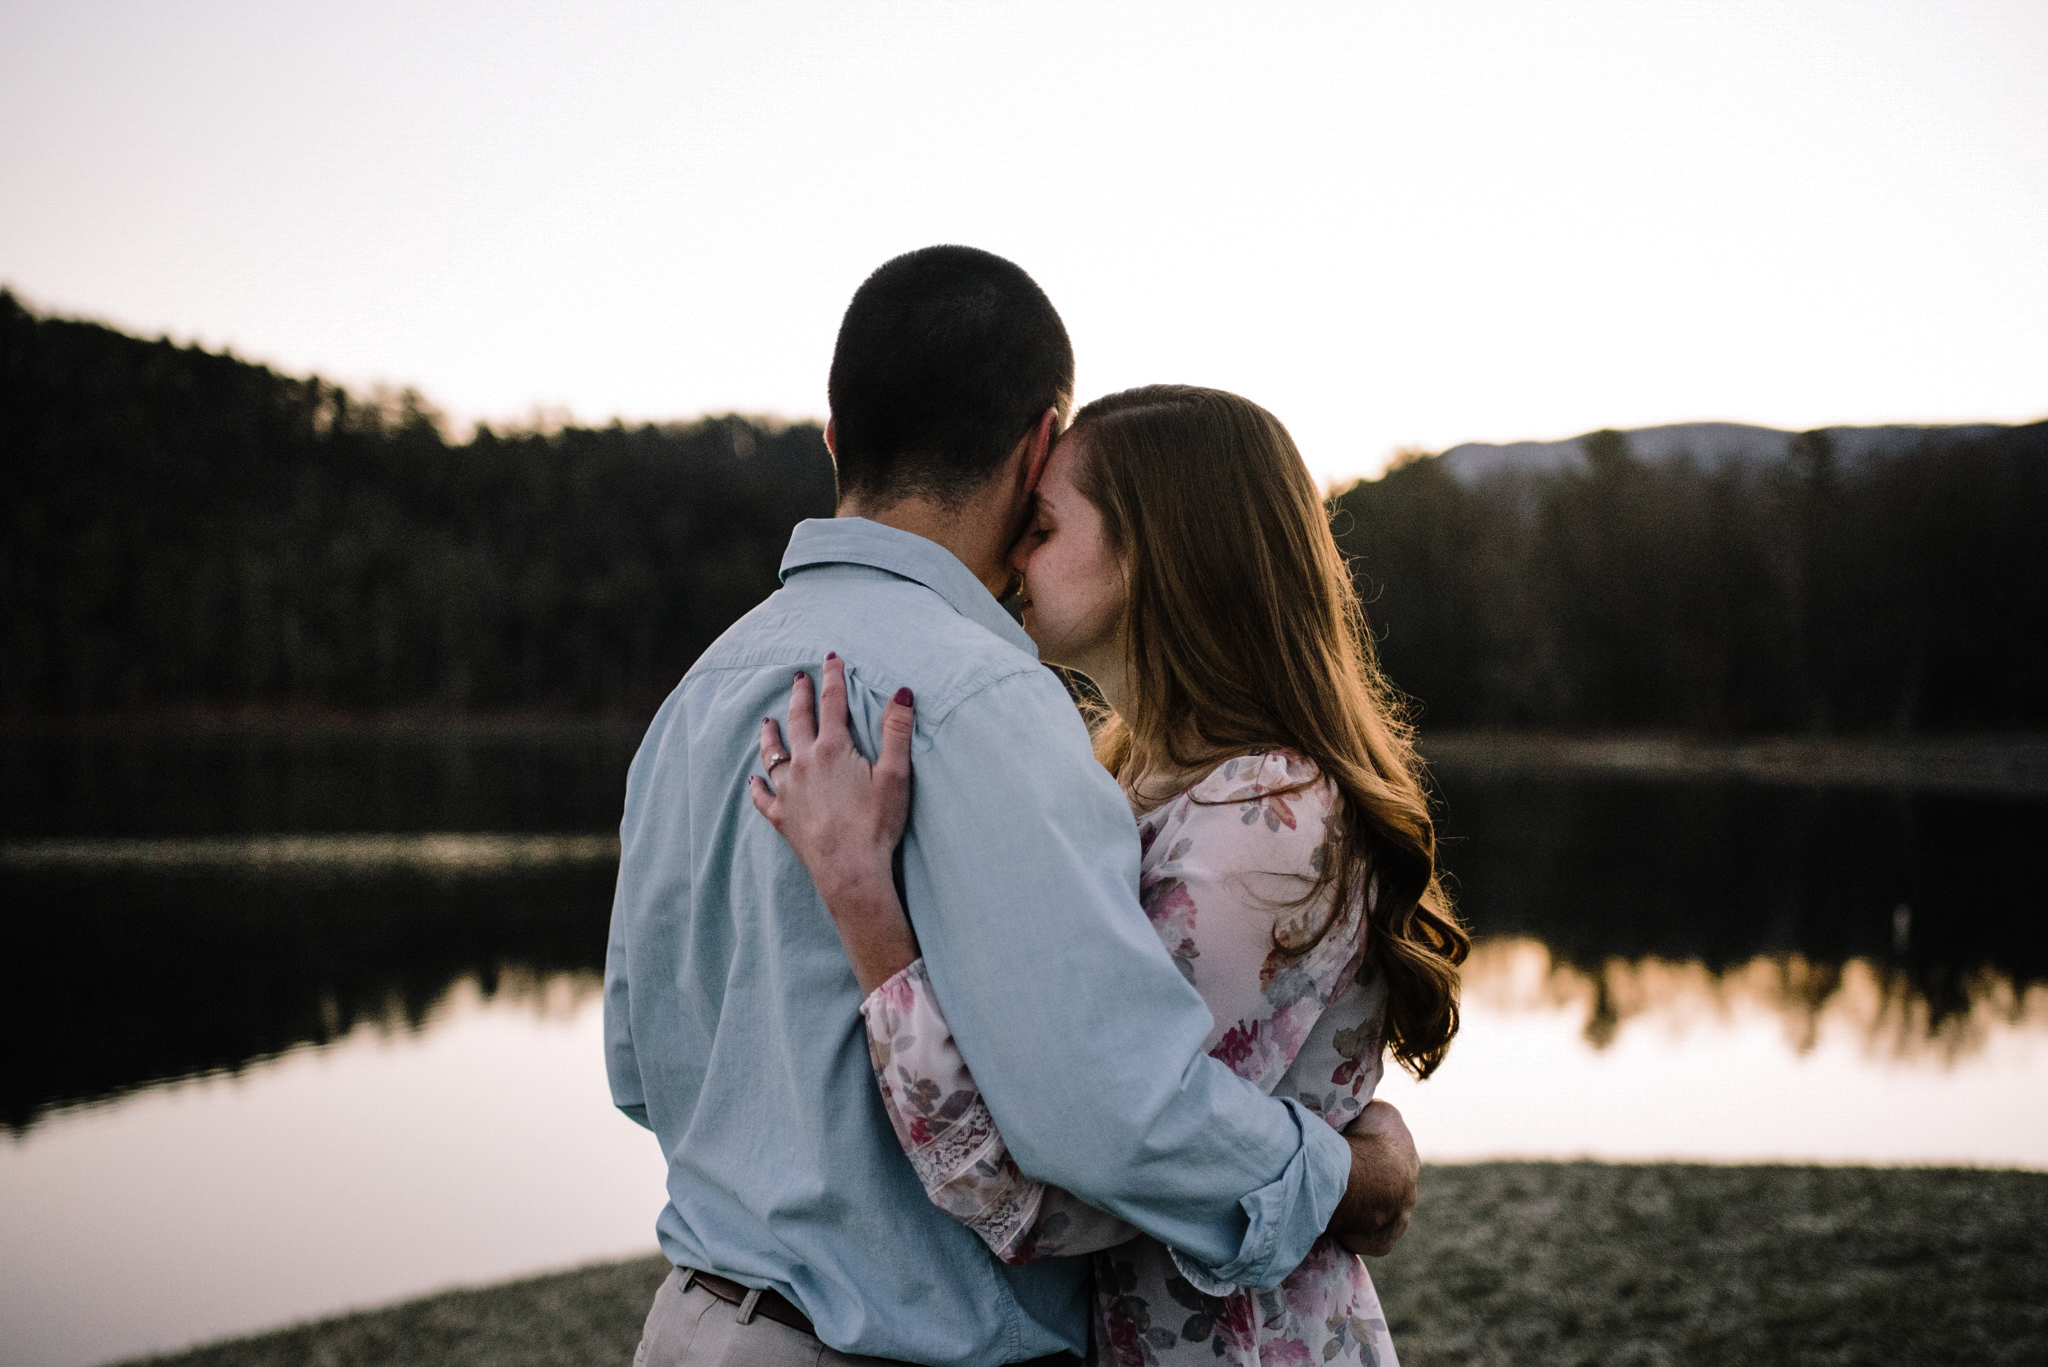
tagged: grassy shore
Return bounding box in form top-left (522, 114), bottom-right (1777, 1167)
top-left (120, 1163), bottom-right (2046, 1367)
top-left (1374, 1164), bottom-right (2046, 1365)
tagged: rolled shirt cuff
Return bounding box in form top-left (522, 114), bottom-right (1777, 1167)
top-left (1177, 1095), bottom-right (1351, 1290)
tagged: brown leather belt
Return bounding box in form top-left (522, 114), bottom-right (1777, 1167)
top-left (678, 1266), bottom-right (816, 1336)
top-left (677, 1266), bottom-right (1082, 1367)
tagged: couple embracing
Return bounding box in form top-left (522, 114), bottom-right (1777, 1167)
top-left (604, 246), bottom-right (1468, 1367)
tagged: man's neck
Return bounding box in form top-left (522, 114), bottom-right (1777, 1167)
top-left (837, 496), bottom-right (1016, 598)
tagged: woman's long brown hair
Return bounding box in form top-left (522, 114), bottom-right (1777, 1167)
top-left (1068, 385), bottom-right (1469, 1079)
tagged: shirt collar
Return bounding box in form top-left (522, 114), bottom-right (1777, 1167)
top-left (779, 517), bottom-right (1038, 657)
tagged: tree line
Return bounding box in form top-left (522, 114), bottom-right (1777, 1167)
top-left (1330, 421), bottom-right (2048, 732)
top-left (5, 292), bottom-right (2042, 730)
top-left (2, 292), bottom-right (835, 716)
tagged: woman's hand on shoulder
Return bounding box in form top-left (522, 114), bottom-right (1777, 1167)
top-left (750, 653), bottom-right (921, 995)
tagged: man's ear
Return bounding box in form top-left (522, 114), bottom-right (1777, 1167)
top-left (824, 418), bottom-right (837, 458)
top-left (1022, 407), bottom-right (1058, 494)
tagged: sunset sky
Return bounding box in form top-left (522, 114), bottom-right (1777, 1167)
top-left (4, 0), bottom-right (2043, 484)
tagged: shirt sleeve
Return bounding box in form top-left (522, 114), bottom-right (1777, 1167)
top-left (603, 896), bottom-right (651, 1129)
top-left (891, 668), bottom-right (1350, 1289)
top-left (603, 706), bottom-right (671, 1132)
top-left (860, 958), bottom-right (1138, 1263)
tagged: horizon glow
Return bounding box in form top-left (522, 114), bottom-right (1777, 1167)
top-left (2, 0), bottom-right (2044, 484)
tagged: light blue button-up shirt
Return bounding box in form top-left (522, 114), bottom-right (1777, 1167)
top-left (604, 517), bottom-right (1349, 1365)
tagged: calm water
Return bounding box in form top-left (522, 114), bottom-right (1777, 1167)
top-left (2, 731), bottom-right (2045, 1367)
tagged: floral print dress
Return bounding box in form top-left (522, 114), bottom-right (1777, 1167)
top-left (859, 751), bottom-right (1399, 1367)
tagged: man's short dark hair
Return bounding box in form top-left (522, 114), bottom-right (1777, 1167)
top-left (828, 245), bottom-right (1074, 507)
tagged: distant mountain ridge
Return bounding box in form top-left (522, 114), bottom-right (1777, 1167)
top-left (1435, 420), bottom-right (2021, 485)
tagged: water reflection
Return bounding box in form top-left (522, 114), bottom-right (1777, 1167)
top-left (1376, 939), bottom-right (2048, 1169)
top-left (1, 974), bottom-right (665, 1367)
top-left (1428, 771), bottom-right (2048, 1035)
top-left (10, 948), bottom-right (2037, 1367)
top-left (5, 747), bottom-right (2045, 1365)
top-left (3, 734), bottom-right (2043, 1135)
top-left (0, 722), bottom-right (641, 837)
top-left (0, 850), bottom-right (619, 1129)
top-left (1461, 938), bottom-right (2048, 1064)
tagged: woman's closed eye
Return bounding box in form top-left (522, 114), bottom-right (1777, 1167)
top-left (1009, 523), bottom-right (1052, 570)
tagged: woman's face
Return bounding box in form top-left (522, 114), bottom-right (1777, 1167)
top-left (1008, 434), bottom-right (1125, 675)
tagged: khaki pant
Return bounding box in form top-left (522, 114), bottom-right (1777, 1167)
top-left (634, 1268), bottom-right (905, 1367)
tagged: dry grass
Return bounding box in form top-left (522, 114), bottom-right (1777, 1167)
top-left (119, 1164), bottom-right (2048, 1367)
top-left (1374, 1164), bottom-right (2048, 1366)
top-left (116, 1254), bottom-right (672, 1367)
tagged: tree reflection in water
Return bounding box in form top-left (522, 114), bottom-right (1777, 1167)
top-left (2, 742), bottom-right (2041, 1133)
top-left (1460, 939), bottom-right (2048, 1062)
top-left (1429, 772), bottom-right (2047, 1043)
top-left (0, 851), bottom-right (620, 1130)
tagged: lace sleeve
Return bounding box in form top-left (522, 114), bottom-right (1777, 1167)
top-left (860, 958), bottom-right (1137, 1263)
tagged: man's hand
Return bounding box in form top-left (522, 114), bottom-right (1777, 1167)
top-left (1326, 1100), bottom-right (1419, 1257)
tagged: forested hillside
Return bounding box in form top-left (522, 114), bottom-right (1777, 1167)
top-left (1, 293), bottom-right (835, 715)
top-left (5, 293), bottom-right (2043, 731)
top-left (1332, 422), bottom-right (2048, 733)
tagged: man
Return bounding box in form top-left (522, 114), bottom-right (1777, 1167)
top-left (605, 245), bottom-right (1417, 1367)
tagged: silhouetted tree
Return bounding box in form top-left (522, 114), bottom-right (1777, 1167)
top-left (7, 293), bottom-right (2043, 731)
top-left (1330, 418), bottom-right (2048, 733)
top-left (0, 292), bottom-right (835, 717)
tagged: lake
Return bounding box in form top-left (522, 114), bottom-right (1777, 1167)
top-left (2, 726), bottom-right (2044, 1367)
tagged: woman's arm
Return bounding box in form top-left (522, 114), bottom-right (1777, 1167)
top-left (862, 957), bottom-right (1138, 1262)
top-left (753, 664), bottom-right (1414, 1263)
top-left (750, 655), bottom-right (1136, 1262)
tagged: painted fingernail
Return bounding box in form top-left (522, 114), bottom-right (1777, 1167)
top-left (825, 651), bottom-right (838, 661)
top-left (894, 687), bottom-right (914, 706)
top-left (795, 671), bottom-right (806, 681)
top-left (763, 717), bottom-right (774, 726)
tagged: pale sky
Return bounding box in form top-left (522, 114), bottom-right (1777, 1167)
top-left (3, 0), bottom-right (2044, 485)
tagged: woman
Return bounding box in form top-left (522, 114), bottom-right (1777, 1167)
top-left (751, 386), bottom-right (1467, 1367)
